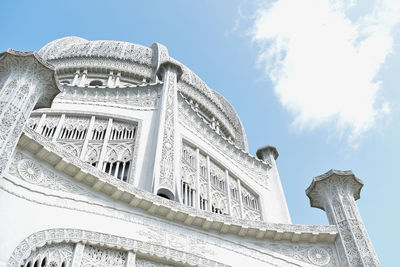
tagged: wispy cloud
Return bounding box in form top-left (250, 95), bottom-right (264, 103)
top-left (251, 0), bottom-right (400, 143)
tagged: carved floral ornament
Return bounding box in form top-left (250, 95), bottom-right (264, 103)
top-left (307, 247), bottom-right (331, 266)
top-left (17, 159), bottom-right (43, 184)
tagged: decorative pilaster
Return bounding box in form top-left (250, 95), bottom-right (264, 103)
top-left (80, 115), bottom-right (95, 160)
top-left (0, 50), bottom-right (59, 177)
top-left (256, 145), bottom-right (278, 164)
top-left (306, 170), bottom-right (380, 267)
top-left (98, 118), bottom-right (113, 169)
top-left (152, 62), bottom-right (182, 199)
top-left (125, 251), bottom-right (136, 267)
top-left (195, 147), bottom-right (200, 209)
top-left (71, 242), bottom-right (85, 267)
top-left (206, 155), bottom-right (212, 211)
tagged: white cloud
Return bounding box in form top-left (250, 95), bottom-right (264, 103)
top-left (251, 0), bottom-right (400, 143)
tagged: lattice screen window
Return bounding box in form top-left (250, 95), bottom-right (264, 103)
top-left (181, 143), bottom-right (197, 207)
top-left (27, 113), bottom-right (137, 183)
top-left (40, 115), bottom-right (60, 139)
top-left (26, 115), bottom-right (40, 131)
top-left (241, 186), bottom-right (259, 211)
top-left (58, 116), bottom-right (89, 141)
top-left (210, 161), bottom-right (226, 192)
top-left (101, 121), bottom-right (136, 182)
top-left (180, 140), bottom-right (262, 221)
top-left (80, 245), bottom-right (126, 267)
top-left (21, 243), bottom-right (73, 267)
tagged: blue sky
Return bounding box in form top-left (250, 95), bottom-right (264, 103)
top-left (1, 0), bottom-right (399, 265)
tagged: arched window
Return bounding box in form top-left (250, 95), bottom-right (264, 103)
top-left (40, 257), bottom-right (47, 267)
top-left (89, 80), bottom-right (103, 86)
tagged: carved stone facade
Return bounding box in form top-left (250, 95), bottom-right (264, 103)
top-left (0, 37), bottom-right (380, 267)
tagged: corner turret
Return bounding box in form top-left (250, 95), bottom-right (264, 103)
top-left (306, 170), bottom-right (380, 267)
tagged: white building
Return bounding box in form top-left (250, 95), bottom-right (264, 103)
top-left (0, 37), bottom-right (380, 267)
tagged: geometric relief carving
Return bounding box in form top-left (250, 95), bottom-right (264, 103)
top-left (80, 245), bottom-right (126, 267)
top-left (136, 259), bottom-right (174, 267)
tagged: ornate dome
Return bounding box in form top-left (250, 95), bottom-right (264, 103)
top-left (38, 37), bottom-right (248, 151)
top-left (38, 36), bottom-right (153, 66)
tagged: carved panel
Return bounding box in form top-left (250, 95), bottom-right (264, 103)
top-left (159, 71), bottom-right (177, 191)
top-left (136, 259), bottom-right (174, 267)
top-left (80, 245), bottom-right (126, 267)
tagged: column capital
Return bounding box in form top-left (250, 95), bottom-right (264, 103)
top-left (156, 61), bottom-right (183, 81)
top-left (306, 169), bottom-right (363, 210)
top-left (256, 145), bottom-right (279, 161)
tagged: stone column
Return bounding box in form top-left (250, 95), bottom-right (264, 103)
top-left (306, 170), bottom-right (381, 267)
top-left (152, 62), bottom-right (182, 200)
top-left (125, 251), bottom-right (136, 267)
top-left (256, 145), bottom-right (291, 222)
top-left (71, 242), bottom-right (85, 267)
top-left (0, 50), bottom-right (59, 177)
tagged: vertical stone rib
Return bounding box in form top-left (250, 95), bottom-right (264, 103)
top-left (152, 62), bottom-right (182, 199)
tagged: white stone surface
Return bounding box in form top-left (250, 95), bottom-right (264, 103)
top-left (0, 38), bottom-right (380, 267)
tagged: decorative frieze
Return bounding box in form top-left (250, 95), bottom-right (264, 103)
top-left (55, 84), bottom-right (160, 110)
